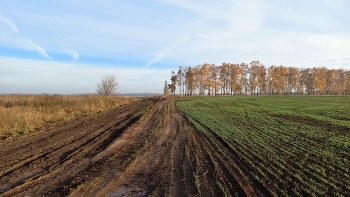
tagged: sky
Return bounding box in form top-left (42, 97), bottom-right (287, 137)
top-left (1, 0), bottom-right (350, 94)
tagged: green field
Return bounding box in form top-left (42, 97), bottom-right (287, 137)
top-left (176, 96), bottom-right (350, 196)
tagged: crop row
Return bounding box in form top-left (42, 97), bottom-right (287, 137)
top-left (176, 96), bottom-right (350, 196)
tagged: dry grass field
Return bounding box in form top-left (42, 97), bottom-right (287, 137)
top-left (0, 94), bottom-right (139, 141)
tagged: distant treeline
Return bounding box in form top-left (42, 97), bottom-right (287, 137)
top-left (122, 93), bottom-right (162, 97)
top-left (164, 61), bottom-right (350, 96)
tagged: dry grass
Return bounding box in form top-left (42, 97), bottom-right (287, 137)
top-left (0, 94), bottom-right (140, 141)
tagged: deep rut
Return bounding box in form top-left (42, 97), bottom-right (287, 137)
top-left (0, 99), bottom-right (152, 196)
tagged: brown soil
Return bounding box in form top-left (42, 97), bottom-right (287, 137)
top-left (0, 98), bottom-right (260, 197)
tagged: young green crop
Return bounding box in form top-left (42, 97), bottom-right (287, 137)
top-left (176, 95), bottom-right (350, 196)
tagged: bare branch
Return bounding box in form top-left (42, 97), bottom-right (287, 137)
top-left (96, 74), bottom-right (119, 96)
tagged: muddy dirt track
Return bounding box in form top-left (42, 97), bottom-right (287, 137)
top-left (0, 98), bottom-right (261, 197)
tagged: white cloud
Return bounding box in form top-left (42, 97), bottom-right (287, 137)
top-left (0, 57), bottom-right (172, 94)
top-left (0, 14), bottom-right (18, 33)
top-left (63, 48), bottom-right (79, 60)
top-left (301, 33), bottom-right (350, 53)
top-left (157, 0), bottom-right (266, 39)
top-left (143, 37), bottom-right (188, 69)
top-left (23, 38), bottom-right (51, 59)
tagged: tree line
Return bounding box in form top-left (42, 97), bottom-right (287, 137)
top-left (164, 61), bottom-right (350, 96)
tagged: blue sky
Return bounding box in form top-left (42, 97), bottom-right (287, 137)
top-left (1, 0), bottom-right (350, 94)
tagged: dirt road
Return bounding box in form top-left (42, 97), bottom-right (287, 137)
top-left (0, 98), bottom-right (260, 197)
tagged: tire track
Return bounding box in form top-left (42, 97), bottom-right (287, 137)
top-left (0, 99), bottom-right (153, 197)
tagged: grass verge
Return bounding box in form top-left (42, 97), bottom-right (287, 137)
top-left (0, 94), bottom-right (140, 141)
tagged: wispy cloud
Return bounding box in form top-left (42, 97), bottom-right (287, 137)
top-left (0, 56), bottom-right (172, 94)
top-left (0, 14), bottom-right (18, 33)
top-left (63, 48), bottom-right (79, 60)
top-left (0, 14), bottom-right (52, 60)
top-left (158, 0), bottom-right (266, 39)
top-left (23, 38), bottom-right (51, 59)
top-left (143, 37), bottom-right (188, 69)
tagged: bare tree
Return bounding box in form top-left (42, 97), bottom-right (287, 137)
top-left (96, 74), bottom-right (119, 96)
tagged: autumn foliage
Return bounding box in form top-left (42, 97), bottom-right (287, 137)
top-left (167, 61), bottom-right (350, 95)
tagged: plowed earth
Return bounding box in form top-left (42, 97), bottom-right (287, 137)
top-left (0, 98), bottom-right (261, 197)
